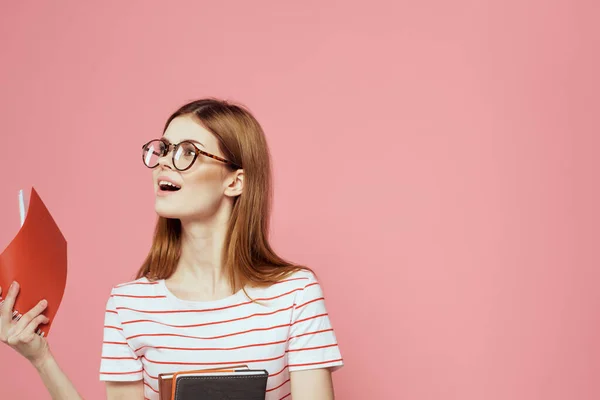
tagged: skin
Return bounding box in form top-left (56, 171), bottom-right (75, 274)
top-left (0, 115), bottom-right (335, 399)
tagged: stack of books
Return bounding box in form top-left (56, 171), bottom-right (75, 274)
top-left (158, 365), bottom-right (268, 399)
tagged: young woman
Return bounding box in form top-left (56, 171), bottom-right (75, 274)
top-left (0, 98), bottom-right (343, 399)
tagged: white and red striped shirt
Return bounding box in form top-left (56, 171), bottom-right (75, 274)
top-left (99, 270), bottom-right (343, 400)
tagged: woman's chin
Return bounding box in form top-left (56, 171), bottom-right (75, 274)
top-left (154, 204), bottom-right (183, 219)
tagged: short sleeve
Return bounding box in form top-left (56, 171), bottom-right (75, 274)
top-left (99, 288), bottom-right (143, 381)
top-left (287, 273), bottom-right (344, 372)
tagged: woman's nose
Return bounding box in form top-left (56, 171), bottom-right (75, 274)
top-left (156, 151), bottom-right (174, 169)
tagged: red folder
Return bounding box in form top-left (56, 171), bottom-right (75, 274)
top-left (0, 188), bottom-right (67, 337)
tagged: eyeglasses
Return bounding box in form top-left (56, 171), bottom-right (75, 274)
top-left (141, 139), bottom-right (240, 171)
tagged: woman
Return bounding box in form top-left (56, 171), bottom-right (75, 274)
top-left (0, 98), bottom-right (343, 399)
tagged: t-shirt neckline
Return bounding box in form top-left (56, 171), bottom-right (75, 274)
top-left (157, 279), bottom-right (248, 309)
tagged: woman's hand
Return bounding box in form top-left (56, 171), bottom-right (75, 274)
top-left (0, 282), bottom-right (83, 399)
top-left (0, 281), bottom-right (50, 367)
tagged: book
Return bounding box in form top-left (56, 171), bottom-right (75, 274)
top-left (158, 365), bottom-right (268, 400)
top-left (158, 365), bottom-right (249, 398)
top-left (0, 187), bottom-right (67, 337)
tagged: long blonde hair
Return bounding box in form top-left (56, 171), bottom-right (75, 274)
top-left (136, 99), bottom-right (308, 290)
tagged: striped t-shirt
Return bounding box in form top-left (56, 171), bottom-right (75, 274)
top-left (99, 270), bottom-right (343, 400)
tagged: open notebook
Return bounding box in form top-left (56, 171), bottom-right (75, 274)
top-left (158, 365), bottom-right (268, 400)
top-left (0, 188), bottom-right (67, 337)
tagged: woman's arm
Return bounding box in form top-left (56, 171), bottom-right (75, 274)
top-left (1, 283), bottom-right (83, 399)
top-left (290, 368), bottom-right (335, 400)
top-left (1, 283), bottom-right (144, 400)
top-left (33, 351), bottom-right (85, 400)
top-left (105, 381), bottom-right (144, 399)
top-left (35, 351), bottom-right (144, 400)
top-left (32, 343), bottom-right (144, 400)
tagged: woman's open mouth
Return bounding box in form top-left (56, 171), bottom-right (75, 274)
top-left (158, 180), bottom-right (181, 194)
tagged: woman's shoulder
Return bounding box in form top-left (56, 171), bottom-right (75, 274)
top-left (247, 268), bottom-right (320, 298)
top-left (108, 276), bottom-right (161, 297)
top-left (285, 267), bottom-right (316, 280)
top-left (273, 268), bottom-right (319, 289)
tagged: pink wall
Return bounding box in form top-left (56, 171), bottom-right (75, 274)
top-left (1, 1), bottom-right (598, 399)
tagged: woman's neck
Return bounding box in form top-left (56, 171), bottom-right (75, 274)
top-left (168, 219), bottom-right (233, 300)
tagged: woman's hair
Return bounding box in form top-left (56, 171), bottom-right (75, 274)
top-left (135, 98), bottom-right (307, 290)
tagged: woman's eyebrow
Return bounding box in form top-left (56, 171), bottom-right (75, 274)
top-left (186, 139), bottom-right (205, 147)
top-left (163, 137), bottom-right (205, 147)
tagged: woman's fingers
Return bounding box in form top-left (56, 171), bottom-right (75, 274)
top-left (0, 286), bottom-right (3, 337)
top-left (7, 314), bottom-right (48, 346)
top-left (8, 298), bottom-right (47, 338)
top-left (24, 315), bottom-right (49, 343)
top-left (0, 281), bottom-right (19, 331)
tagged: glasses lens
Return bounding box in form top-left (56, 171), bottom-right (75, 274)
top-left (142, 140), bottom-right (165, 168)
top-left (173, 142), bottom-right (197, 170)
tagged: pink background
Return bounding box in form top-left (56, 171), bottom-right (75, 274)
top-left (1, 1), bottom-right (598, 399)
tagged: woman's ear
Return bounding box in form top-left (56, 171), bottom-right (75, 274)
top-left (224, 169), bottom-right (244, 197)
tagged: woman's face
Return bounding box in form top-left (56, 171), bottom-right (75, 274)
top-left (152, 115), bottom-right (238, 221)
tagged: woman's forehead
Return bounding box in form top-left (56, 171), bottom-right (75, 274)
top-left (163, 115), bottom-right (216, 148)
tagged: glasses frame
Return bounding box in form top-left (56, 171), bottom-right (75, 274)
top-left (141, 139), bottom-right (241, 171)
